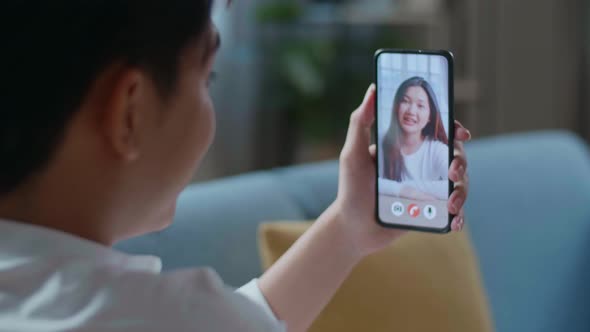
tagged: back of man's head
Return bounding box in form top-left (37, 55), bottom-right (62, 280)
top-left (0, 1), bottom-right (213, 196)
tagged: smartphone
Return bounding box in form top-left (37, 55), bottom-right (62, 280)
top-left (374, 49), bottom-right (454, 233)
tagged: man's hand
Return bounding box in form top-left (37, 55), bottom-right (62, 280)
top-left (334, 84), bottom-right (472, 257)
top-left (258, 85), bottom-right (472, 332)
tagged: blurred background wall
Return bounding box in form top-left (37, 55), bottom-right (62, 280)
top-left (195, 0), bottom-right (590, 182)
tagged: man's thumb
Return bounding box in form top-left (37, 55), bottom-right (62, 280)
top-left (341, 84), bottom-right (376, 161)
top-left (359, 83), bottom-right (376, 122)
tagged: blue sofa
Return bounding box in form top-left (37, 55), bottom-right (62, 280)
top-left (117, 131), bottom-right (590, 332)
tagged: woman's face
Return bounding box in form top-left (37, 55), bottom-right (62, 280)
top-left (397, 85), bottom-right (431, 136)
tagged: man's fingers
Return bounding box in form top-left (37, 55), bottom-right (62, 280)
top-left (449, 157), bottom-right (466, 182)
top-left (451, 121), bottom-right (469, 232)
top-left (451, 209), bottom-right (465, 232)
top-left (368, 144), bottom-right (377, 162)
top-left (448, 186), bottom-right (467, 215)
top-left (454, 120), bottom-right (472, 141)
top-left (456, 127), bottom-right (471, 141)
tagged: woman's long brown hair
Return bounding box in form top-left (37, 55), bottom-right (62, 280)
top-left (382, 77), bottom-right (448, 181)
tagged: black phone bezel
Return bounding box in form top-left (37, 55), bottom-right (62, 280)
top-left (374, 48), bottom-right (455, 233)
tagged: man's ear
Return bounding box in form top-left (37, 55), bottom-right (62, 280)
top-left (100, 67), bottom-right (146, 162)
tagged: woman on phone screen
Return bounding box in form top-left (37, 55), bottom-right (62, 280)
top-left (380, 76), bottom-right (450, 201)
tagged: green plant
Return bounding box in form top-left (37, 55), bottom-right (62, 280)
top-left (257, 3), bottom-right (414, 144)
top-left (256, 2), bottom-right (303, 24)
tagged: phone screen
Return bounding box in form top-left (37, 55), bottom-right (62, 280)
top-left (376, 51), bottom-right (453, 231)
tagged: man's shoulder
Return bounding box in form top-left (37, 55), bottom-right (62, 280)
top-left (0, 258), bottom-right (281, 331)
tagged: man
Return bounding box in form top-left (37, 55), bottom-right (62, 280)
top-left (0, 2), bottom-right (470, 331)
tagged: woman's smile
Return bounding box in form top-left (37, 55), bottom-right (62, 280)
top-left (402, 114), bottom-right (418, 126)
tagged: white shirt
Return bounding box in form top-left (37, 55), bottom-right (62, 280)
top-left (379, 139), bottom-right (449, 199)
top-left (0, 219), bottom-right (286, 332)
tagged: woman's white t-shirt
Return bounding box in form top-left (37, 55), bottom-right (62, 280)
top-left (379, 139), bottom-right (449, 199)
top-left (0, 219), bottom-right (285, 332)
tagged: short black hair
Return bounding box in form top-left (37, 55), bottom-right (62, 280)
top-left (0, 1), bottom-right (214, 195)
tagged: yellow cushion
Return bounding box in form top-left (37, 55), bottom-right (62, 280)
top-left (258, 221), bottom-right (493, 332)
